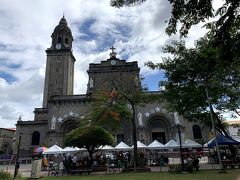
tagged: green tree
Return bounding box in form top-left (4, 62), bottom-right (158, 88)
top-left (64, 126), bottom-right (113, 166)
top-left (111, 0), bottom-right (240, 136)
top-left (111, 0), bottom-right (240, 38)
top-left (111, 0), bottom-right (240, 67)
top-left (90, 76), bottom-right (157, 171)
top-left (111, 78), bottom-right (159, 171)
top-left (110, 0), bottom-right (145, 7)
top-left (89, 77), bottom-right (143, 171)
top-left (146, 38), bottom-right (240, 135)
top-left (111, 78), bottom-right (141, 171)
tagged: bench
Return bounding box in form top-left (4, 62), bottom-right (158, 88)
top-left (168, 164), bottom-right (194, 173)
top-left (122, 167), bottom-right (151, 173)
top-left (221, 159), bottom-right (233, 169)
top-left (222, 163), bottom-right (240, 169)
top-left (221, 160), bottom-right (240, 169)
top-left (71, 169), bottom-right (92, 175)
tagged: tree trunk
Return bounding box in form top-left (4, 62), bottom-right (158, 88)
top-left (132, 103), bottom-right (138, 172)
top-left (211, 109), bottom-right (228, 136)
top-left (211, 108), bottom-right (236, 157)
top-left (88, 149), bottom-right (94, 169)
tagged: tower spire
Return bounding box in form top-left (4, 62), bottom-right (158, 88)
top-left (43, 17), bottom-right (75, 107)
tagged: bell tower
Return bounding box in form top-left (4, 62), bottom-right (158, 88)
top-left (42, 16), bottom-right (76, 107)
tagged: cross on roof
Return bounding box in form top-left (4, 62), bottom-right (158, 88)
top-left (110, 46), bottom-right (115, 53)
top-left (109, 46), bottom-right (117, 59)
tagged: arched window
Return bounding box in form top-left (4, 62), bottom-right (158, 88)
top-left (65, 37), bottom-right (68, 44)
top-left (57, 37), bottom-right (62, 43)
top-left (192, 125), bottom-right (202, 139)
top-left (31, 131), bottom-right (40, 145)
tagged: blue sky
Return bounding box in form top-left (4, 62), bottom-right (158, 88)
top-left (0, 0), bottom-right (217, 128)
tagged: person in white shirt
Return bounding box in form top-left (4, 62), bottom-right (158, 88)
top-left (72, 154), bottom-right (77, 170)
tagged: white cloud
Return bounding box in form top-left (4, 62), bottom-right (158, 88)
top-left (0, 0), bottom-right (210, 128)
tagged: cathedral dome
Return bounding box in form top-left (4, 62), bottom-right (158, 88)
top-left (50, 16), bottom-right (74, 50)
top-left (53, 16), bottom-right (72, 34)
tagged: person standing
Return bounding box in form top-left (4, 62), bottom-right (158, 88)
top-left (72, 154), bottom-right (77, 171)
top-left (42, 156), bottom-right (48, 171)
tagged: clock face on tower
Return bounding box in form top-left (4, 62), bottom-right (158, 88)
top-left (55, 43), bottom-right (61, 50)
top-left (110, 60), bottom-right (116, 65)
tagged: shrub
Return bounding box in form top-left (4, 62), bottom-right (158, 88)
top-left (0, 170), bottom-right (11, 180)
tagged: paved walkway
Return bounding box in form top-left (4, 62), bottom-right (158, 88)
top-left (0, 163), bottom-right (221, 178)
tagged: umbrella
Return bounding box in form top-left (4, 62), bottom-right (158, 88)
top-left (34, 147), bottom-right (48, 153)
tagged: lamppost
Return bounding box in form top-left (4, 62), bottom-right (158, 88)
top-left (13, 121), bottom-right (22, 180)
top-left (176, 124), bottom-right (184, 172)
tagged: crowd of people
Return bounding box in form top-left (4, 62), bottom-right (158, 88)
top-left (39, 149), bottom-right (240, 174)
top-left (41, 153), bottom-right (91, 174)
top-left (40, 151), bottom-right (203, 173)
top-left (40, 151), bottom-right (149, 174)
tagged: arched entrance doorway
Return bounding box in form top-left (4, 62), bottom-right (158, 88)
top-left (1, 142), bottom-right (12, 154)
top-left (60, 120), bottom-right (78, 134)
top-left (147, 115), bottom-right (173, 144)
top-left (59, 119), bottom-right (78, 146)
top-left (114, 119), bottom-right (132, 145)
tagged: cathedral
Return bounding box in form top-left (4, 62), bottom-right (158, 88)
top-left (15, 17), bottom-right (208, 156)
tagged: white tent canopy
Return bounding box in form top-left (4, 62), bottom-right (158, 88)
top-left (62, 146), bottom-right (74, 152)
top-left (115, 142), bottom-right (131, 150)
top-left (203, 138), bottom-right (214, 148)
top-left (62, 146), bottom-right (81, 153)
top-left (184, 139), bottom-right (202, 148)
top-left (164, 139), bottom-right (179, 148)
top-left (232, 136), bottom-right (240, 142)
top-left (131, 141), bottom-right (148, 149)
top-left (73, 147), bottom-right (81, 151)
top-left (79, 148), bottom-right (87, 151)
top-left (43, 145), bottom-right (63, 154)
top-left (147, 140), bottom-right (165, 149)
top-left (100, 145), bottom-right (115, 151)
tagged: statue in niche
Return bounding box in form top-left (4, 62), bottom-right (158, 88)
top-left (134, 76), bottom-right (139, 87)
top-left (137, 112), bottom-right (143, 126)
top-left (89, 77), bottom-right (93, 88)
top-left (174, 112), bottom-right (179, 124)
top-left (51, 115), bottom-right (56, 130)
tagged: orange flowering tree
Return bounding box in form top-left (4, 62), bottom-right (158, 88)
top-left (90, 89), bottom-right (131, 131)
top-left (77, 76), bottom-right (159, 171)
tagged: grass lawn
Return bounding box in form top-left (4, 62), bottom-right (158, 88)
top-left (41, 170), bottom-right (240, 180)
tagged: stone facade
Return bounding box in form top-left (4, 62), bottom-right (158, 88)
top-left (15, 17), bottom-right (208, 156)
top-left (42, 16), bottom-right (75, 108)
top-left (226, 120), bottom-right (240, 141)
top-left (0, 128), bottom-right (15, 155)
